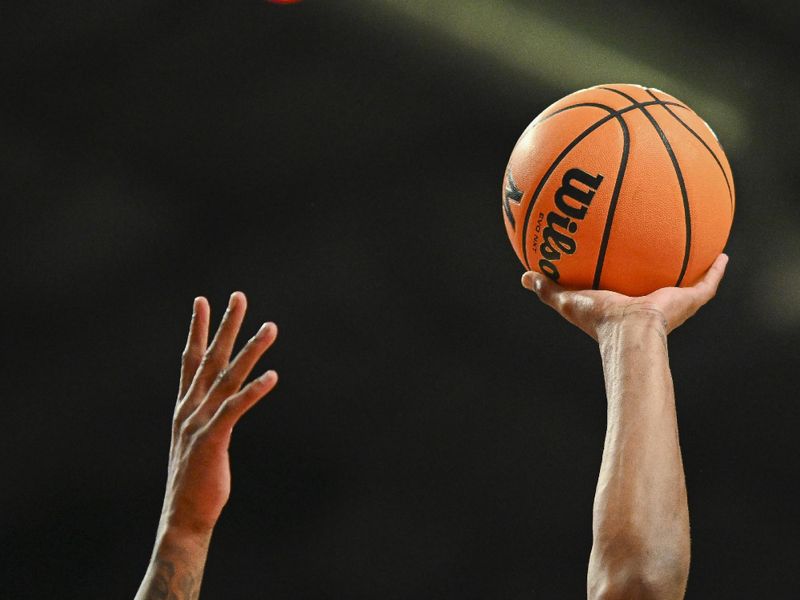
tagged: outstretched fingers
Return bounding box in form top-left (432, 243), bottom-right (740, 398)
top-left (206, 370), bottom-right (279, 437)
top-left (197, 322), bottom-right (278, 419)
top-left (179, 297), bottom-right (210, 399)
top-left (176, 291), bottom-right (248, 424)
top-left (193, 292), bottom-right (248, 392)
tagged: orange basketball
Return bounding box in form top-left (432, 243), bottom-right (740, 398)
top-left (502, 84), bottom-right (734, 296)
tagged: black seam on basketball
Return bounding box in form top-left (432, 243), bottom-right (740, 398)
top-left (602, 86), bottom-right (692, 286)
top-left (536, 102), bottom-right (626, 124)
top-left (592, 114), bottom-right (630, 290)
top-left (645, 88), bottom-right (733, 212)
top-left (600, 86), bottom-right (639, 105)
top-left (520, 98), bottom-right (679, 269)
top-left (653, 111), bottom-right (692, 286)
top-left (521, 103), bottom-right (616, 269)
top-left (536, 99), bottom-right (687, 126)
top-left (643, 89), bottom-right (698, 116)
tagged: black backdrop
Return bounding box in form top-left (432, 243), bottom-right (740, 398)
top-left (3, 1), bottom-right (799, 598)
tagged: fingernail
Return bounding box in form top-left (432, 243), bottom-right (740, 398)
top-left (255, 322), bottom-right (274, 338)
top-left (521, 272), bottom-right (542, 293)
top-left (521, 272), bottom-right (534, 291)
top-left (258, 370), bottom-right (276, 384)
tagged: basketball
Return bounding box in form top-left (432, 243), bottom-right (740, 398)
top-left (502, 83), bottom-right (734, 296)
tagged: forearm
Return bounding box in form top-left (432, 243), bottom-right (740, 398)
top-left (135, 527), bottom-right (212, 600)
top-left (588, 311), bottom-right (690, 599)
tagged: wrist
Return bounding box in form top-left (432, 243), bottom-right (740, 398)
top-left (155, 520), bottom-right (214, 556)
top-left (596, 307), bottom-right (668, 349)
top-left (158, 494), bottom-right (220, 540)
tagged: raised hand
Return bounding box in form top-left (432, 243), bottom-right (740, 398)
top-left (521, 254), bottom-right (729, 339)
top-left (136, 292), bottom-right (278, 600)
top-left (164, 291), bottom-right (278, 534)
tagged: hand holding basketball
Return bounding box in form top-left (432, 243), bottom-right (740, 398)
top-left (522, 253), bottom-right (728, 340)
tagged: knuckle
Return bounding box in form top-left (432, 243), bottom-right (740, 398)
top-left (546, 288), bottom-right (564, 307)
top-left (182, 342), bottom-right (203, 361)
top-left (200, 350), bottom-right (220, 370)
top-left (217, 400), bottom-right (234, 418)
top-left (214, 367), bottom-right (232, 387)
top-left (536, 283), bottom-right (551, 300)
top-left (562, 304), bottom-right (578, 322)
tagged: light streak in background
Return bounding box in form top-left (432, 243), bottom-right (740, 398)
top-left (361, 0), bottom-right (746, 148)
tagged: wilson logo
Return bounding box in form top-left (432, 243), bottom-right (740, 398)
top-left (538, 168), bottom-right (604, 281)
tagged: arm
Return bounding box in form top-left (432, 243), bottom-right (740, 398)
top-left (136, 292), bottom-right (278, 600)
top-left (589, 311), bottom-right (688, 598)
top-left (521, 254), bottom-right (728, 600)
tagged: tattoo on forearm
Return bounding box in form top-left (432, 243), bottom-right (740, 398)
top-left (145, 557), bottom-right (199, 600)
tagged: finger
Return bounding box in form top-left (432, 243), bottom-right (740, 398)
top-left (178, 297), bottom-right (210, 399)
top-left (687, 253), bottom-right (729, 307)
top-left (198, 322), bottom-right (278, 418)
top-left (206, 370), bottom-right (278, 436)
top-left (522, 271), bottom-right (605, 338)
top-left (522, 271), bottom-right (571, 313)
top-left (192, 291), bottom-right (248, 393)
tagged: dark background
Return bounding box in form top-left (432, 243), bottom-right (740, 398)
top-left (3, 1), bottom-right (798, 598)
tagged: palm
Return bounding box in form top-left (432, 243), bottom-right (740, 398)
top-left (163, 434), bottom-right (233, 531)
top-left (522, 254), bottom-right (729, 339)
